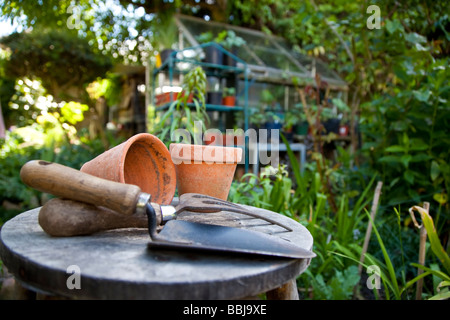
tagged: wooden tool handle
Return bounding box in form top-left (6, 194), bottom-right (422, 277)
top-left (20, 160), bottom-right (142, 215)
top-left (39, 198), bottom-right (149, 237)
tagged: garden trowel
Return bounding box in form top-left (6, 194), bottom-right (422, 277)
top-left (20, 160), bottom-right (315, 259)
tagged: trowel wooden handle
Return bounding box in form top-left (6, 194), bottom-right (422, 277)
top-left (39, 198), bottom-right (149, 237)
top-left (20, 160), bottom-right (142, 215)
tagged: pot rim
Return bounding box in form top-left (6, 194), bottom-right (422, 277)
top-left (169, 143), bottom-right (242, 164)
top-left (118, 133), bottom-right (161, 183)
top-left (123, 133), bottom-right (177, 204)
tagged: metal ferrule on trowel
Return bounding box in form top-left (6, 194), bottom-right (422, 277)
top-left (136, 192), bottom-right (177, 224)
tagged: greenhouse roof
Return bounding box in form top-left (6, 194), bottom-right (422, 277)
top-left (175, 15), bottom-right (348, 91)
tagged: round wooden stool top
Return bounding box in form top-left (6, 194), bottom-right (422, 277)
top-left (0, 202), bottom-right (313, 299)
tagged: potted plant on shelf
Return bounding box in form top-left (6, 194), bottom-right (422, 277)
top-left (153, 66), bottom-right (209, 146)
top-left (321, 106), bottom-right (340, 135)
top-left (289, 103), bottom-right (308, 136)
top-left (331, 98), bottom-right (351, 137)
top-left (222, 87), bottom-right (236, 106)
top-left (215, 30), bottom-right (246, 67)
top-left (258, 89), bottom-right (283, 140)
top-left (249, 108), bottom-right (266, 129)
top-left (282, 111), bottom-right (299, 142)
top-left (295, 113), bottom-right (309, 136)
top-left (197, 30), bottom-right (246, 67)
top-left (263, 110), bottom-right (283, 141)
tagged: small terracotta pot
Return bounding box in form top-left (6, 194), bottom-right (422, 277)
top-left (222, 96), bottom-right (236, 107)
top-left (339, 124), bottom-right (349, 136)
top-left (81, 133), bottom-right (176, 205)
top-left (169, 144), bottom-right (242, 200)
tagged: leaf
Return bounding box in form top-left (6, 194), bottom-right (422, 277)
top-left (411, 263), bottom-right (450, 282)
top-left (378, 155), bottom-right (401, 163)
top-left (402, 132), bottom-right (409, 147)
top-left (431, 161), bottom-right (440, 181)
top-left (401, 154), bottom-right (412, 168)
top-left (433, 193), bottom-right (448, 205)
top-left (331, 98), bottom-right (350, 112)
top-left (405, 32), bottom-right (427, 44)
top-left (281, 133), bottom-right (303, 188)
top-left (61, 101), bottom-right (88, 125)
top-left (385, 145), bottom-right (405, 153)
top-left (385, 19), bottom-right (403, 35)
top-left (413, 89), bottom-right (432, 102)
top-left (390, 177), bottom-right (400, 188)
top-left (429, 290), bottom-right (450, 300)
top-left (365, 210), bottom-right (401, 299)
top-left (414, 42), bottom-right (428, 51)
top-left (390, 120), bottom-right (408, 131)
top-left (402, 60), bottom-right (417, 76)
top-left (411, 153), bottom-right (432, 162)
top-left (404, 170), bottom-right (414, 184)
top-left (437, 281), bottom-right (450, 292)
top-left (409, 206), bottom-right (450, 274)
top-left (409, 138), bottom-right (429, 151)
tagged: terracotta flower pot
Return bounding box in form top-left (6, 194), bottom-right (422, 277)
top-left (155, 92), bottom-right (193, 106)
top-left (169, 143), bottom-right (242, 200)
top-left (339, 124), bottom-right (349, 136)
top-left (81, 133), bottom-right (176, 205)
top-left (204, 132), bottom-right (245, 146)
top-left (222, 96), bottom-right (236, 107)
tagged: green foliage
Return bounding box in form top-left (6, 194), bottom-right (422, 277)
top-left (0, 28), bottom-right (112, 101)
top-left (333, 204), bottom-right (450, 300)
top-left (223, 87), bottom-right (236, 97)
top-left (229, 0), bottom-right (450, 213)
top-left (86, 74), bottom-right (122, 107)
top-left (214, 30), bottom-right (246, 49)
top-left (229, 134), bottom-right (379, 300)
top-left (229, 164), bottom-right (293, 216)
top-left (0, 0), bottom-right (80, 28)
top-left (154, 15), bottom-right (178, 50)
top-left (409, 206), bottom-right (450, 275)
top-left (306, 265), bottom-right (360, 300)
top-left (60, 102), bottom-right (89, 125)
top-left (0, 127), bottom-right (112, 225)
top-left (153, 66), bottom-right (208, 145)
top-left (361, 53), bottom-right (449, 208)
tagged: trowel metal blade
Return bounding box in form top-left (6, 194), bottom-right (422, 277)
top-left (147, 220), bottom-right (315, 259)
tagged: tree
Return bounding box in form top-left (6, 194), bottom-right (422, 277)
top-left (1, 28), bottom-right (112, 102)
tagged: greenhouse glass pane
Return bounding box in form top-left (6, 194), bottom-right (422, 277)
top-left (177, 15), bottom-right (346, 88)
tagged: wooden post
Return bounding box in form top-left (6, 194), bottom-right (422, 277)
top-left (358, 181), bottom-right (383, 273)
top-left (354, 181), bottom-right (382, 299)
top-left (266, 279), bottom-right (299, 300)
